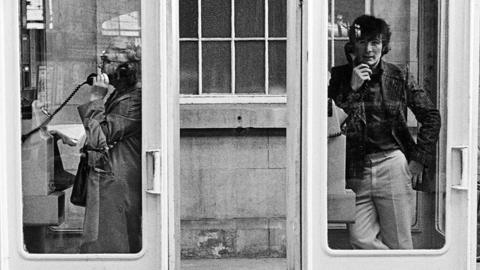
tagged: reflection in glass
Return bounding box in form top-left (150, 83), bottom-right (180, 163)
top-left (328, 14), bottom-right (349, 38)
top-left (180, 0), bottom-right (198, 38)
top-left (235, 0), bottom-right (264, 37)
top-left (101, 11), bottom-right (141, 37)
top-left (328, 39), bottom-right (349, 68)
top-left (21, 1), bottom-right (142, 254)
top-left (268, 0), bottom-right (286, 37)
top-left (202, 0), bottom-right (231, 38)
top-left (202, 42), bottom-right (231, 93)
top-left (235, 41), bottom-right (265, 94)
top-left (268, 41), bottom-right (286, 94)
top-left (332, 0), bottom-right (365, 28)
top-left (328, 0), bottom-right (365, 66)
top-left (180, 42), bottom-right (199, 94)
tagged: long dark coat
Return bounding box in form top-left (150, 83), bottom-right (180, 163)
top-left (77, 86), bottom-right (142, 253)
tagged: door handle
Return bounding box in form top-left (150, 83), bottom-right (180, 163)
top-left (146, 149), bottom-right (161, 194)
top-left (451, 146), bottom-right (469, 191)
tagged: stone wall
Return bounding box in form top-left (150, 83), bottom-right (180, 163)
top-left (180, 129), bottom-right (287, 258)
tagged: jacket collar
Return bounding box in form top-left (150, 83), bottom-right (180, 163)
top-left (105, 86), bottom-right (140, 112)
top-left (379, 60), bottom-right (404, 80)
top-left (379, 60), bottom-right (405, 104)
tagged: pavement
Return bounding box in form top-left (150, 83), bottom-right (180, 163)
top-left (182, 259), bottom-right (480, 270)
top-left (181, 258), bottom-right (287, 270)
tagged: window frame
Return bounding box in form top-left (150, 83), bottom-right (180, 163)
top-left (179, 0), bottom-right (287, 104)
top-left (306, 0), bottom-right (478, 261)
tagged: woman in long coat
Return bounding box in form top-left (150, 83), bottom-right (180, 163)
top-left (78, 38), bottom-right (142, 253)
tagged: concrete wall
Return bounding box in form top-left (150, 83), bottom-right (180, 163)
top-left (180, 129), bottom-right (287, 258)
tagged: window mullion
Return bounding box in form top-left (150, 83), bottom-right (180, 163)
top-left (198, 0), bottom-right (203, 95)
top-left (366, 0), bottom-right (372, 14)
top-left (330, 0), bottom-right (335, 67)
top-left (265, 0), bottom-right (269, 95)
top-left (231, 0), bottom-right (235, 94)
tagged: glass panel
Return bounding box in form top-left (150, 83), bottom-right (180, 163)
top-left (180, 0), bottom-right (198, 38)
top-left (477, 20), bottom-right (480, 259)
top-left (202, 0), bottom-right (231, 38)
top-left (235, 0), bottom-right (265, 38)
top-left (235, 41), bottom-right (265, 94)
top-left (327, 1), bottom-right (444, 250)
top-left (328, 39), bottom-right (349, 68)
top-left (21, 1), bottom-right (142, 254)
top-left (180, 42), bottom-right (199, 94)
top-left (268, 41), bottom-right (286, 94)
top-left (268, 0), bottom-right (286, 37)
top-left (202, 42), bottom-right (231, 93)
top-left (334, 0), bottom-right (365, 29)
top-left (328, 0), bottom-right (365, 68)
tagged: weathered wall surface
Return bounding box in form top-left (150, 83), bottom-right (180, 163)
top-left (181, 130), bottom-right (286, 219)
top-left (180, 129), bottom-right (287, 258)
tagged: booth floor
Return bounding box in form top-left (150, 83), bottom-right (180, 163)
top-left (181, 258), bottom-right (287, 270)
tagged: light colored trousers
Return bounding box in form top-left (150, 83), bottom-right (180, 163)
top-left (347, 149), bottom-right (415, 249)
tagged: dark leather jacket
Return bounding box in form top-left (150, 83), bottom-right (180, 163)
top-left (328, 60), bottom-right (441, 191)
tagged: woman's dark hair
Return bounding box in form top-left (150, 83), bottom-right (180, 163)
top-left (348, 15), bottom-right (392, 55)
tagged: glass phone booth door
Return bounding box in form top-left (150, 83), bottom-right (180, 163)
top-left (301, 0), bottom-right (479, 269)
top-left (0, 0), bottom-right (179, 269)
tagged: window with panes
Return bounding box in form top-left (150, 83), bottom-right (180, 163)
top-left (179, 0), bottom-right (286, 96)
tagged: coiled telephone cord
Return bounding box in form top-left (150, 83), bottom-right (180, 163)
top-left (21, 80), bottom-right (89, 143)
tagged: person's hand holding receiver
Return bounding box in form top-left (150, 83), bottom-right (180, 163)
top-left (350, 64), bottom-right (372, 91)
top-left (88, 67), bottom-right (112, 102)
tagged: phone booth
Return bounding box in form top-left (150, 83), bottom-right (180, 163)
top-left (0, 0), bottom-right (479, 269)
top-left (0, 0), bottom-right (179, 269)
top-left (299, 0), bottom-right (480, 269)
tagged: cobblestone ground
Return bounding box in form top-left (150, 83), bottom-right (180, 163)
top-left (181, 258), bottom-right (287, 270)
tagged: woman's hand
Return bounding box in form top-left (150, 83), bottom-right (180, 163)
top-left (350, 64), bottom-right (372, 91)
top-left (92, 67), bottom-right (109, 88)
top-left (89, 68), bottom-right (113, 101)
top-left (49, 130), bottom-right (78, 146)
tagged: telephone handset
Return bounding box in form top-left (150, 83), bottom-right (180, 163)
top-left (21, 73), bottom-right (101, 142)
top-left (344, 42), bottom-right (373, 97)
top-left (344, 42), bottom-right (360, 66)
top-left (85, 73), bottom-right (99, 86)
